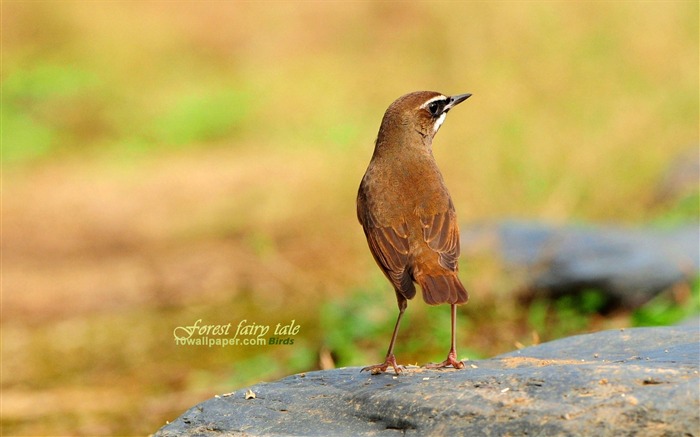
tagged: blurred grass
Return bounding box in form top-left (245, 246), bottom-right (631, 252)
top-left (632, 277), bottom-right (700, 327)
top-left (2, 1), bottom-right (698, 436)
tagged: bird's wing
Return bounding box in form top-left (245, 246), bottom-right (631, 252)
top-left (420, 200), bottom-right (461, 271)
top-left (357, 196), bottom-right (413, 296)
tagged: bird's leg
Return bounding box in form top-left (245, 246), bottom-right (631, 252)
top-left (361, 303), bottom-right (406, 375)
top-left (426, 304), bottom-right (465, 369)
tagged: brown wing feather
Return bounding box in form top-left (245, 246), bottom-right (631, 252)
top-left (417, 201), bottom-right (468, 304)
top-left (357, 196), bottom-right (415, 300)
top-left (420, 202), bottom-right (460, 272)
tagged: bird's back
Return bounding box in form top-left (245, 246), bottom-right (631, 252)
top-left (358, 151), bottom-right (467, 305)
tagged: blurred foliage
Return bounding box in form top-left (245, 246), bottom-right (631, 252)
top-left (2, 63), bottom-right (100, 163)
top-left (632, 277), bottom-right (700, 327)
top-left (321, 282), bottom-right (487, 369)
top-left (653, 192), bottom-right (700, 227)
top-left (321, 285), bottom-right (396, 367)
top-left (525, 277), bottom-right (700, 339)
top-left (527, 289), bottom-right (613, 341)
top-left (151, 88), bottom-right (252, 147)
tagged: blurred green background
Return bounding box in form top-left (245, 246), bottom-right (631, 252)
top-left (2, 2), bottom-right (698, 435)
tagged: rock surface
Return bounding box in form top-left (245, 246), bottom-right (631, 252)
top-left (155, 324), bottom-right (700, 436)
top-left (461, 221), bottom-right (699, 309)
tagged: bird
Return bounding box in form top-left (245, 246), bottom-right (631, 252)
top-left (357, 90), bottom-right (471, 375)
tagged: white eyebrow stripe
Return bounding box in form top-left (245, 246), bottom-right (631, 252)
top-left (420, 95), bottom-right (447, 109)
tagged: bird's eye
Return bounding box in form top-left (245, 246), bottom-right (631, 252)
top-left (426, 100), bottom-right (446, 117)
top-left (428, 102), bottom-right (440, 116)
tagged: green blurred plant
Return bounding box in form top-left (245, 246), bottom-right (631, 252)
top-left (2, 61), bottom-right (254, 165)
top-left (151, 89), bottom-right (251, 147)
top-left (224, 350), bottom-right (304, 388)
top-left (653, 192), bottom-right (700, 227)
top-left (527, 288), bottom-right (610, 339)
top-left (632, 277), bottom-right (700, 326)
top-left (2, 63), bottom-right (101, 163)
top-left (320, 283), bottom-right (395, 367)
top-left (321, 280), bottom-right (487, 367)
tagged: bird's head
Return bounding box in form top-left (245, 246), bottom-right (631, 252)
top-left (377, 91), bottom-right (471, 148)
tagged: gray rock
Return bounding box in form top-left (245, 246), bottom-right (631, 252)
top-left (154, 324), bottom-right (700, 436)
top-left (461, 221), bottom-right (699, 309)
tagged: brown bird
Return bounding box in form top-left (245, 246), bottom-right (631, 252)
top-left (357, 90), bottom-right (471, 375)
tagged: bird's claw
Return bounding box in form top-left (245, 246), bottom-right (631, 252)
top-left (425, 351), bottom-right (465, 370)
top-left (361, 354), bottom-right (403, 375)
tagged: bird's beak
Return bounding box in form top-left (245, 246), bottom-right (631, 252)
top-left (444, 93), bottom-right (472, 112)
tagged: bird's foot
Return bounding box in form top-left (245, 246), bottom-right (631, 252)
top-left (361, 354), bottom-right (403, 375)
top-left (425, 351), bottom-right (465, 370)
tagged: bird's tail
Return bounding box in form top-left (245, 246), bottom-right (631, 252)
top-left (416, 274), bottom-right (469, 305)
